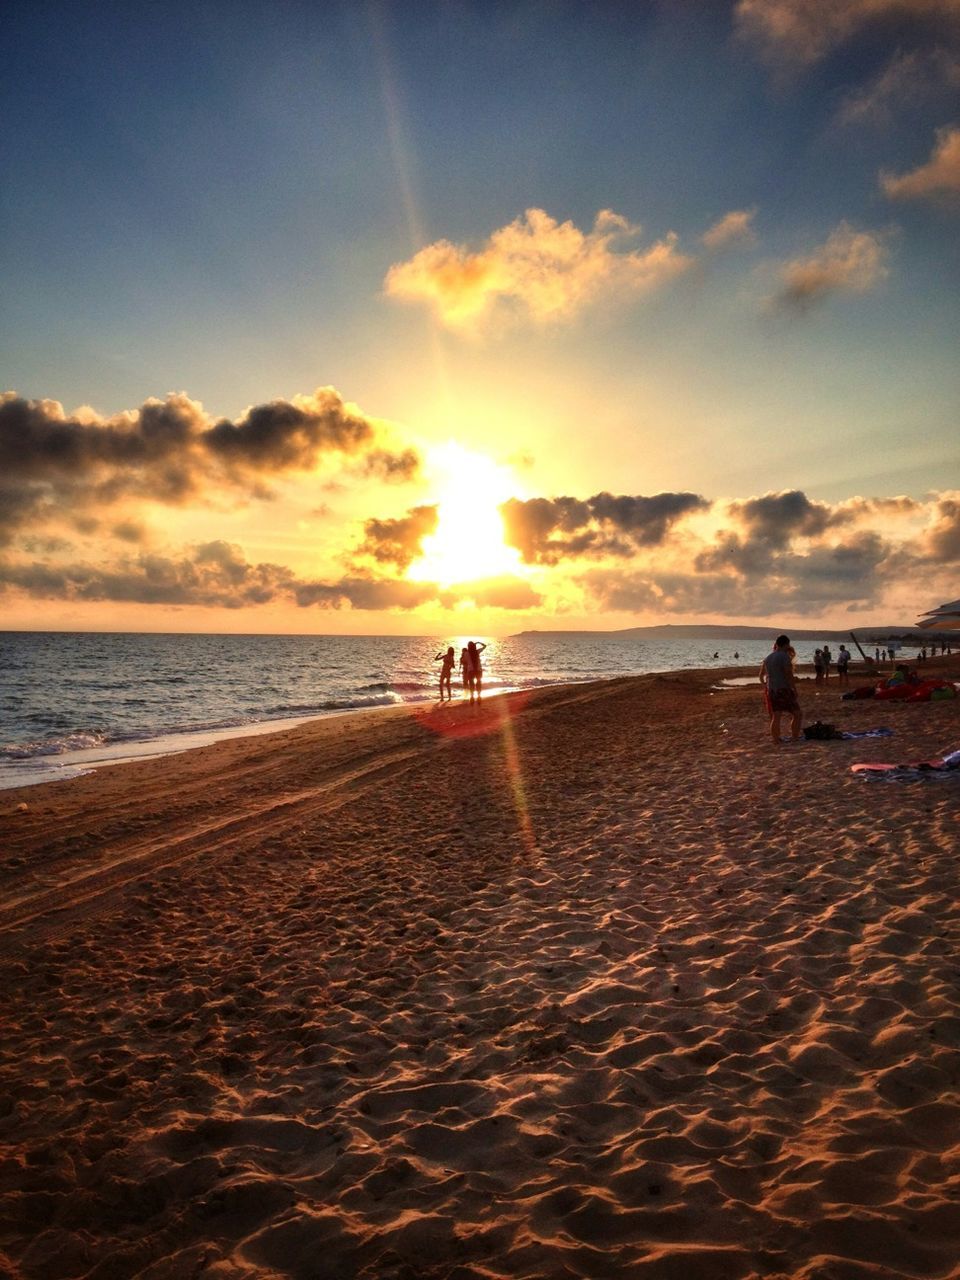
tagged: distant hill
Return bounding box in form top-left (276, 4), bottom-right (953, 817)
top-left (512, 623), bottom-right (930, 641)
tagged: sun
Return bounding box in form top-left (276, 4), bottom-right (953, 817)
top-left (407, 443), bottom-right (526, 586)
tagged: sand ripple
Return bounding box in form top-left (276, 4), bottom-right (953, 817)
top-left (2, 671), bottom-right (959, 1277)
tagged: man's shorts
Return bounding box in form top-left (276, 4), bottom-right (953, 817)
top-left (767, 687), bottom-right (800, 714)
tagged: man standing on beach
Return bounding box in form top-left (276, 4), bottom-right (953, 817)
top-left (760, 634), bottom-right (803, 745)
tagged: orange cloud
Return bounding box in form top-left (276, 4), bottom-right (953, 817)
top-left (775, 222), bottom-right (890, 310)
top-left (736, 0), bottom-right (960, 67)
top-left (881, 124), bottom-right (960, 199)
top-left (702, 209), bottom-right (757, 251)
top-left (384, 208), bottom-right (693, 330)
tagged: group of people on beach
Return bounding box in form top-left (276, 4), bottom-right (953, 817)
top-left (434, 641), bottom-right (487, 703)
top-left (813, 644), bottom-right (851, 686)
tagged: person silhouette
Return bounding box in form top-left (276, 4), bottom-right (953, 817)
top-left (760, 633), bottom-right (803, 745)
top-left (836, 643), bottom-right (851, 687)
top-left (466, 640), bottom-right (487, 703)
top-left (434, 645), bottom-right (455, 701)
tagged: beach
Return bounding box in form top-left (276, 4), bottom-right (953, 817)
top-left (2, 662), bottom-right (959, 1280)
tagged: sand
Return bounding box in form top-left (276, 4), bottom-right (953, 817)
top-left (1, 659), bottom-right (959, 1280)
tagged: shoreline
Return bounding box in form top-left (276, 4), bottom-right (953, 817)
top-left (3, 660), bottom-right (959, 1277)
top-left (9, 648), bottom-right (950, 795)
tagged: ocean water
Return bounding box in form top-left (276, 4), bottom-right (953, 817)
top-left (1, 630), bottom-right (780, 789)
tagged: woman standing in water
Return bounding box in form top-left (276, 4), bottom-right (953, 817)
top-left (466, 640), bottom-right (487, 703)
top-left (434, 645), bottom-right (455, 701)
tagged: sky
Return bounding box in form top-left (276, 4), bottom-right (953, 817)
top-left (1, 0), bottom-right (958, 635)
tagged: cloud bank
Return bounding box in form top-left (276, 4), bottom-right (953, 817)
top-left (0, 388), bottom-right (419, 544)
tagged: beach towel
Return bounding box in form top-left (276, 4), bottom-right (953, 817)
top-left (851, 747), bottom-right (960, 778)
top-left (839, 727), bottom-right (893, 740)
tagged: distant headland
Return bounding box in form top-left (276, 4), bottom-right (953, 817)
top-left (512, 623), bottom-right (935, 641)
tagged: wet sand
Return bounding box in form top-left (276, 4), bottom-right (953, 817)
top-left (2, 660), bottom-right (959, 1279)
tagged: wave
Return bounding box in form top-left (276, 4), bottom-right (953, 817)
top-left (0, 730), bottom-right (108, 760)
top-left (0, 673), bottom-right (611, 764)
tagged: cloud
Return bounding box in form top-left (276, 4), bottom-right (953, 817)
top-left (702, 209), bottom-right (757, 251)
top-left (111, 520), bottom-right (148, 543)
top-left (500, 491), bottom-right (709, 564)
top-left (0, 540), bottom-right (296, 608)
top-left (0, 536), bottom-right (443, 612)
top-left (0, 387), bottom-right (420, 542)
top-left (356, 504), bottom-right (439, 570)
top-left (575, 486), bottom-right (951, 618)
top-left (774, 222), bottom-right (890, 310)
top-left (881, 124), bottom-right (960, 199)
top-left (923, 495), bottom-right (960, 559)
top-left (2, 479), bottom-right (951, 622)
top-left (293, 575), bottom-right (440, 611)
top-left (730, 490), bottom-right (851, 546)
top-left (735, 0), bottom-right (960, 68)
top-left (457, 576), bottom-right (544, 610)
top-left (384, 208), bottom-right (693, 330)
top-left (696, 490), bottom-right (867, 578)
top-left (358, 447), bottom-right (421, 482)
top-left (839, 495), bottom-right (923, 517)
top-left (583, 530), bottom-right (890, 617)
top-left (838, 49), bottom-right (960, 126)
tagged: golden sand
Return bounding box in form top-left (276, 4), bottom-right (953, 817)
top-left (2, 660), bottom-right (959, 1279)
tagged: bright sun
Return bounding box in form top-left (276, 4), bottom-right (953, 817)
top-left (407, 443), bottom-right (526, 587)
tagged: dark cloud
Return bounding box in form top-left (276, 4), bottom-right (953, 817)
top-left (730, 490), bottom-right (850, 546)
top-left (501, 491), bottom-right (708, 564)
top-left (584, 529), bottom-right (890, 617)
top-left (20, 534), bottom-right (74, 555)
top-left (0, 388), bottom-right (421, 542)
top-left (0, 538), bottom-right (441, 612)
top-left (356, 505), bottom-right (439, 570)
top-left (696, 490), bottom-right (859, 576)
top-left (694, 488), bottom-right (891, 608)
top-left (111, 520), bottom-right (148, 543)
top-left (293, 576), bottom-right (439, 611)
top-left (0, 540), bottom-right (295, 608)
top-left (203, 392), bottom-right (378, 475)
top-left (360, 448), bottom-right (421, 483)
top-left (0, 486), bottom-right (46, 545)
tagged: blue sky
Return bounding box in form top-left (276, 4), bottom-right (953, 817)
top-left (1, 1), bottom-right (958, 632)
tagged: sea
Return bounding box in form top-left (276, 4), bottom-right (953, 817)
top-left (0, 630), bottom-right (820, 790)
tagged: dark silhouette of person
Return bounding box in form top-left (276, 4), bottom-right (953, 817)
top-left (466, 640), bottom-right (487, 703)
top-left (434, 645), bottom-right (455, 701)
top-left (760, 633), bottom-right (802, 745)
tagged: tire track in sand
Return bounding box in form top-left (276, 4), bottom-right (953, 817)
top-left (0, 741), bottom-right (430, 947)
top-left (0, 679), bottom-right (635, 948)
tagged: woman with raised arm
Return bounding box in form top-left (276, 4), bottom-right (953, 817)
top-left (466, 640), bottom-right (487, 703)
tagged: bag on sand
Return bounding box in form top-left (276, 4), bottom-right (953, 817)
top-left (803, 720), bottom-right (842, 741)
